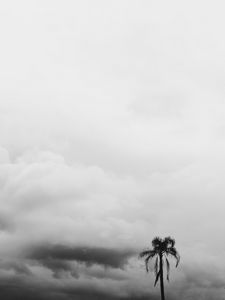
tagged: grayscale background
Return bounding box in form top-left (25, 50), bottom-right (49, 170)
top-left (0, 1), bottom-right (224, 299)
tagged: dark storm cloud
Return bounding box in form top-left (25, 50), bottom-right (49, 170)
top-left (0, 280), bottom-right (67, 300)
top-left (0, 272), bottom-right (159, 300)
top-left (1, 254), bottom-right (224, 300)
top-left (0, 260), bottom-right (32, 276)
top-left (0, 281), bottom-right (159, 300)
top-left (38, 258), bottom-right (79, 279)
top-left (62, 286), bottom-right (160, 300)
top-left (27, 244), bottom-right (136, 269)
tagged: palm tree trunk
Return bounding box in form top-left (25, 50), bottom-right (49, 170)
top-left (159, 253), bottom-right (165, 300)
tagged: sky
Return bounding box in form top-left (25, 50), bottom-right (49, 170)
top-left (0, 0), bottom-right (225, 299)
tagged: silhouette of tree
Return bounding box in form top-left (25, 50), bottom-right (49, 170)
top-left (139, 236), bottom-right (180, 300)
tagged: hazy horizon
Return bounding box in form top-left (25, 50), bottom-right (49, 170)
top-left (0, 1), bottom-right (225, 299)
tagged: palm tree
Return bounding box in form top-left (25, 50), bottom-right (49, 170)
top-left (139, 236), bottom-right (180, 300)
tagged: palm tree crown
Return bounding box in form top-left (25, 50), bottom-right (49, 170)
top-left (139, 236), bottom-right (180, 287)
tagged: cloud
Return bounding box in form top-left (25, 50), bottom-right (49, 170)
top-left (27, 244), bottom-right (136, 269)
top-left (0, 0), bottom-right (225, 299)
top-left (0, 147), bottom-right (225, 299)
top-left (0, 278), bottom-right (159, 300)
top-left (0, 260), bottom-right (32, 276)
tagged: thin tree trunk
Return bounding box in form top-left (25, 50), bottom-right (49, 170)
top-left (159, 253), bottom-right (165, 300)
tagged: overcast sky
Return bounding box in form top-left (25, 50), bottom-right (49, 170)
top-left (0, 1), bottom-right (225, 299)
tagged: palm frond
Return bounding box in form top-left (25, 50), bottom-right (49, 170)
top-left (154, 270), bottom-right (161, 286)
top-left (152, 237), bottom-right (162, 249)
top-left (140, 236), bottom-right (180, 289)
top-left (167, 247), bottom-right (180, 267)
top-left (139, 249), bottom-right (155, 258)
top-left (175, 253), bottom-right (180, 267)
top-left (164, 236), bottom-right (175, 248)
top-left (144, 253), bottom-right (155, 272)
top-left (154, 256), bottom-right (159, 276)
top-left (165, 257), bottom-right (170, 281)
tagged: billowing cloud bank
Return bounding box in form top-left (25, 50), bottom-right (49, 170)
top-left (0, 0), bottom-right (225, 299)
